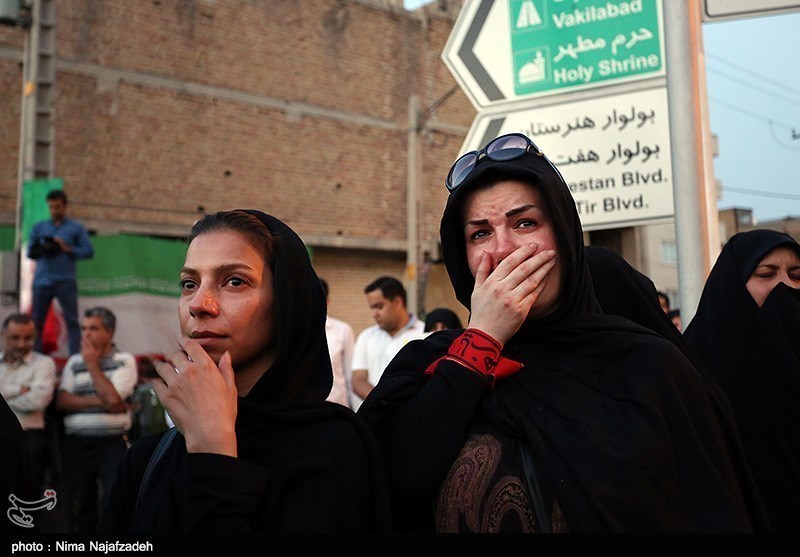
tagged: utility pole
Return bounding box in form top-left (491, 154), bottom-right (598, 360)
top-left (406, 85), bottom-right (461, 317)
top-left (1, 0), bottom-right (56, 312)
top-left (663, 0), bottom-right (718, 326)
top-left (406, 95), bottom-right (421, 315)
top-left (16, 0), bottom-right (56, 249)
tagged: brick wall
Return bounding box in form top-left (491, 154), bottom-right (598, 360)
top-left (0, 0), bottom-right (474, 325)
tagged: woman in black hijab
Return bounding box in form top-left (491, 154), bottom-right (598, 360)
top-left (358, 133), bottom-right (767, 533)
top-left (99, 210), bottom-right (390, 533)
top-left (584, 245), bottom-right (706, 370)
top-left (684, 229), bottom-right (800, 532)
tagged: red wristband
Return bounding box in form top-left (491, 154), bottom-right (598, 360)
top-left (424, 328), bottom-right (523, 386)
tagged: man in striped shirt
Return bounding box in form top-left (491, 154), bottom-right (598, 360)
top-left (56, 307), bottom-right (137, 533)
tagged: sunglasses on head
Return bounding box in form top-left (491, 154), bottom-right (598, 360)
top-left (445, 132), bottom-right (564, 192)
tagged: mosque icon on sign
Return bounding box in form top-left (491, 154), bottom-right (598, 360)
top-left (518, 50), bottom-right (547, 84)
top-left (513, 0), bottom-right (549, 86)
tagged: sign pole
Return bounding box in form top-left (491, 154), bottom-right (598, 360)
top-left (406, 95), bottom-right (420, 316)
top-left (663, 0), bottom-right (713, 326)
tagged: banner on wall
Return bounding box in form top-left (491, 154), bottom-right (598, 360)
top-left (74, 234), bottom-right (186, 358)
top-left (16, 229), bottom-right (186, 358)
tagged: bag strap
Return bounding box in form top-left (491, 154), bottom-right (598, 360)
top-left (134, 427), bottom-right (179, 516)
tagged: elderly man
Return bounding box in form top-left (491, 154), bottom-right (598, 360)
top-left (0, 314), bottom-right (57, 499)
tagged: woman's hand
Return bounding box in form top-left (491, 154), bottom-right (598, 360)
top-left (468, 243), bottom-right (556, 346)
top-left (153, 340), bottom-right (239, 457)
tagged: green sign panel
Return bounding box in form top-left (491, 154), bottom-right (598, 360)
top-left (510, 0), bottom-right (663, 96)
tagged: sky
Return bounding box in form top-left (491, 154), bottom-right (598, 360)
top-left (405, 1), bottom-right (800, 223)
top-left (702, 10), bottom-right (800, 223)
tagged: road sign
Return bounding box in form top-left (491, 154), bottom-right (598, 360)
top-left (460, 87), bottom-right (673, 230)
top-left (443, 0), bottom-right (665, 110)
top-left (703, 0), bottom-right (800, 21)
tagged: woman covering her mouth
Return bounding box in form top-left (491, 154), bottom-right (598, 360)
top-left (99, 210), bottom-right (390, 533)
top-left (684, 229), bottom-right (800, 532)
top-left (358, 133), bottom-right (768, 533)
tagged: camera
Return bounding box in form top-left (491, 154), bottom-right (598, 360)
top-left (29, 236), bottom-right (61, 259)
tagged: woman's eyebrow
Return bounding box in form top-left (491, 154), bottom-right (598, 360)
top-left (180, 262), bottom-right (255, 275)
top-left (464, 218), bottom-right (488, 227)
top-left (506, 204), bottom-right (538, 218)
top-left (464, 205), bottom-right (539, 227)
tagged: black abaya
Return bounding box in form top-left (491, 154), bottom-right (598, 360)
top-left (684, 229), bottom-right (800, 532)
top-left (359, 150), bottom-right (768, 532)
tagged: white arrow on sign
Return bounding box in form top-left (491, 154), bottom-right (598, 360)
top-left (443, 0), bottom-right (666, 111)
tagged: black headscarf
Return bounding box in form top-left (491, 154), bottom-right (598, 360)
top-left (361, 149), bottom-right (767, 532)
top-left (684, 229), bottom-right (800, 531)
top-left (99, 210), bottom-right (390, 533)
top-left (239, 209), bottom-right (332, 403)
top-left (439, 153), bottom-right (598, 322)
top-left (423, 308), bottom-right (463, 332)
top-left (584, 245), bottom-right (703, 372)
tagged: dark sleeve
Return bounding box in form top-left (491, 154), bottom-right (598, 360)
top-left (182, 454), bottom-right (270, 532)
top-left (184, 420), bottom-right (387, 533)
top-left (358, 335), bottom-right (490, 530)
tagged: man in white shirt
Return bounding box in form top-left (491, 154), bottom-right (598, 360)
top-left (320, 278), bottom-right (355, 408)
top-left (56, 306), bottom-right (137, 533)
top-left (351, 276), bottom-right (425, 411)
top-left (0, 314), bottom-right (57, 498)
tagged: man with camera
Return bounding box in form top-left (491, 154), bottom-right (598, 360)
top-left (27, 189), bottom-right (94, 356)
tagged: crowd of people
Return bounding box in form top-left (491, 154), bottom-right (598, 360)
top-left (1, 131), bottom-right (799, 534)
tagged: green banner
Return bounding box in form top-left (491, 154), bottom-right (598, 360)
top-left (21, 177), bottom-right (63, 244)
top-left (0, 225), bottom-right (15, 251)
top-left (77, 234), bottom-right (187, 297)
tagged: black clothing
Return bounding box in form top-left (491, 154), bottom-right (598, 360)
top-left (585, 245), bottom-right (684, 347)
top-left (359, 150), bottom-right (767, 532)
top-left (0, 397), bottom-right (30, 533)
top-left (424, 308), bottom-right (463, 332)
top-left (585, 245), bottom-right (767, 524)
top-left (684, 229), bottom-right (800, 532)
top-left (99, 211), bottom-right (390, 533)
top-left (62, 434), bottom-right (127, 533)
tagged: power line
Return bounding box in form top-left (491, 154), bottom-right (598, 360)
top-left (768, 120), bottom-right (800, 151)
top-left (706, 66), bottom-right (800, 108)
top-left (706, 52), bottom-right (800, 99)
top-left (707, 95), bottom-right (796, 130)
top-left (722, 186), bottom-right (800, 200)
top-left (705, 51), bottom-right (800, 140)
top-left (709, 96), bottom-right (800, 149)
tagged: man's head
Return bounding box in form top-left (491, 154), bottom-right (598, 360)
top-left (46, 189), bottom-right (68, 223)
top-left (2, 314), bottom-right (36, 363)
top-left (82, 306), bottom-right (116, 354)
top-left (364, 276), bottom-right (409, 335)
